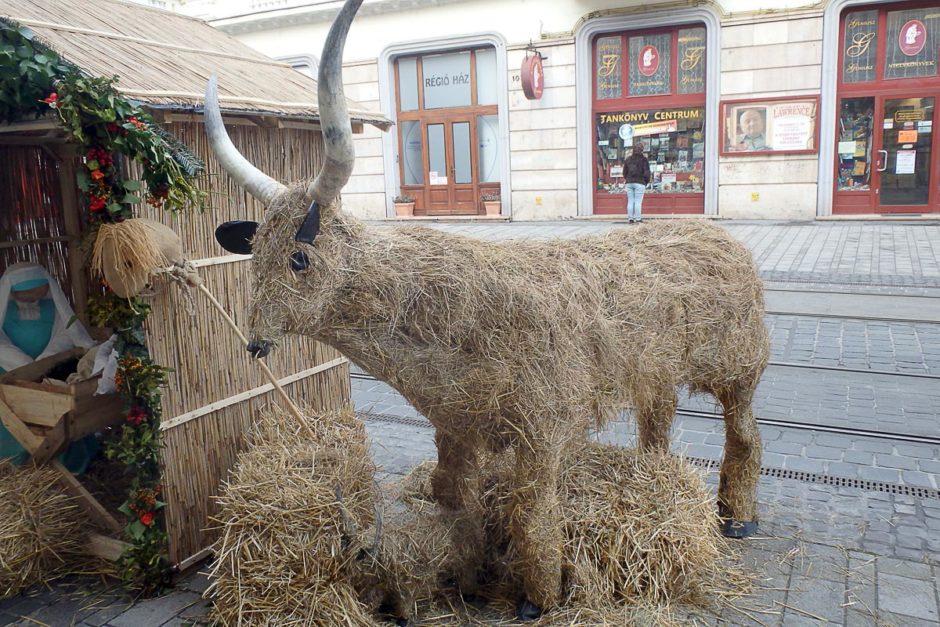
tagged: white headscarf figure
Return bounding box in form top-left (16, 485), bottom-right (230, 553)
top-left (0, 262), bottom-right (94, 372)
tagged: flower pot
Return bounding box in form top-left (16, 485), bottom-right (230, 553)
top-left (394, 202), bottom-right (415, 217)
top-left (483, 201), bottom-right (501, 216)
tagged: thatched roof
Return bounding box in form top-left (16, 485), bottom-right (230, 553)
top-left (0, 0), bottom-right (391, 129)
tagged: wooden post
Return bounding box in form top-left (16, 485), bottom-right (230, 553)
top-left (53, 144), bottom-right (90, 318)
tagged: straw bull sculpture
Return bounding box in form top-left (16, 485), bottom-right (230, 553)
top-left (208, 0), bottom-right (768, 619)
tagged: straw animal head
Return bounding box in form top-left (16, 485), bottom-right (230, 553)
top-left (206, 0), bottom-right (362, 357)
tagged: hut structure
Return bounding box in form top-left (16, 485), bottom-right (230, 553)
top-left (0, 0), bottom-right (389, 570)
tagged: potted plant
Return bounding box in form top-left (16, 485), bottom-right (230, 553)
top-left (393, 194), bottom-right (415, 217)
top-left (481, 192), bottom-right (501, 216)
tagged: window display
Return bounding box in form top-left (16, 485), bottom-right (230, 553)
top-left (595, 107), bottom-right (705, 194)
top-left (837, 97), bottom-right (874, 191)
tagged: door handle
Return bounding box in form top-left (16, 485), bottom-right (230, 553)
top-left (877, 149), bottom-right (888, 172)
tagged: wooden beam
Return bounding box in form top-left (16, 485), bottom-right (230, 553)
top-left (87, 533), bottom-right (131, 562)
top-left (0, 396), bottom-right (43, 453)
top-left (0, 118), bottom-right (60, 134)
top-left (53, 144), bottom-right (90, 317)
top-left (51, 460), bottom-right (123, 534)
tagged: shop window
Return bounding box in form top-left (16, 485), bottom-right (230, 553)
top-left (628, 33), bottom-right (671, 97)
top-left (836, 97), bottom-right (874, 190)
top-left (596, 36), bottom-right (622, 100)
top-left (477, 114), bottom-right (500, 182)
top-left (677, 27), bottom-right (706, 94)
top-left (422, 51), bottom-right (472, 109)
top-left (595, 107), bottom-right (705, 194)
top-left (476, 48), bottom-right (498, 105)
top-left (401, 120), bottom-right (423, 185)
top-left (398, 56), bottom-right (419, 112)
top-left (884, 8), bottom-right (938, 80)
top-left (842, 9), bottom-right (878, 83)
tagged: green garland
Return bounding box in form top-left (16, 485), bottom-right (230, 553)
top-left (2, 21), bottom-right (204, 593)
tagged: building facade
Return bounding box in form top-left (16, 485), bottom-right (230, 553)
top-left (151, 0), bottom-right (940, 220)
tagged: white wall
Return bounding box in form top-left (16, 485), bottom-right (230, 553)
top-left (190, 0), bottom-right (836, 220)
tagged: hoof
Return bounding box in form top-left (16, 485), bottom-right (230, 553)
top-left (516, 597), bottom-right (542, 621)
top-left (461, 592), bottom-right (484, 606)
top-left (721, 519), bottom-right (759, 538)
top-left (395, 619), bottom-right (409, 627)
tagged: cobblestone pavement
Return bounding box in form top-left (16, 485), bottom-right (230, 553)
top-left (3, 220), bottom-right (940, 625)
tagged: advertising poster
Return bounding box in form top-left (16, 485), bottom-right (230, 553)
top-left (722, 97), bottom-right (818, 154)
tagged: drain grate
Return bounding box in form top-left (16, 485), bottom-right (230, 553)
top-left (358, 411), bottom-right (940, 500)
top-left (685, 456), bottom-right (940, 500)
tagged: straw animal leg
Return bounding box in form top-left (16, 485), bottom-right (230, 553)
top-left (636, 390), bottom-right (677, 452)
top-left (715, 384), bottom-right (762, 534)
top-left (431, 429), bottom-right (484, 598)
top-left (509, 424), bottom-right (566, 615)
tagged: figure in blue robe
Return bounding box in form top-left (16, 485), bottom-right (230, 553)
top-left (0, 263), bottom-right (98, 474)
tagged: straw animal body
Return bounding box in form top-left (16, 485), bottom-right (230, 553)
top-left (205, 0), bottom-right (767, 615)
top-left (245, 186), bottom-right (768, 610)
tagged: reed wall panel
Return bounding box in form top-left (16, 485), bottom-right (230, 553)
top-left (132, 120), bottom-right (351, 564)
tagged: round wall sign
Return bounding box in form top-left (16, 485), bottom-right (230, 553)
top-left (521, 54), bottom-right (544, 100)
top-left (638, 45), bottom-right (660, 77)
top-left (899, 19), bottom-right (927, 56)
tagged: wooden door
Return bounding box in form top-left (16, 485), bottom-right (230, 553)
top-left (425, 118), bottom-right (477, 215)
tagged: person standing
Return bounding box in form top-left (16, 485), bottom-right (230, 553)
top-left (624, 143), bottom-right (651, 223)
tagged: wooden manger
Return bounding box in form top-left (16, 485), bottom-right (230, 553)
top-left (0, 347), bottom-right (126, 542)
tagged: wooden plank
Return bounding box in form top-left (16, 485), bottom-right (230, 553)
top-left (30, 418), bottom-right (67, 465)
top-left (69, 394), bottom-right (125, 441)
top-left (0, 396), bottom-right (42, 453)
top-left (51, 460), bottom-right (123, 534)
top-left (0, 383), bottom-right (73, 426)
top-left (54, 145), bottom-right (89, 317)
top-left (0, 347), bottom-right (85, 383)
top-left (159, 357), bottom-right (349, 431)
top-left (175, 547), bottom-right (212, 573)
top-left (86, 533), bottom-right (130, 562)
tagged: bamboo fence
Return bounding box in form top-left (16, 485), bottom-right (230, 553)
top-left (137, 121), bottom-right (352, 565)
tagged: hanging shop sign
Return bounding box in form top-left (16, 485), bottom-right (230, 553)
top-left (521, 53), bottom-right (544, 100)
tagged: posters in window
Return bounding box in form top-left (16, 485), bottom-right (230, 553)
top-left (722, 97), bottom-right (818, 154)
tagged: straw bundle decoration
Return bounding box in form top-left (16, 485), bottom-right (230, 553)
top-left (206, 405), bottom-right (379, 626)
top-left (0, 461), bottom-right (87, 599)
top-left (91, 218), bottom-right (186, 298)
top-left (244, 185), bottom-right (768, 609)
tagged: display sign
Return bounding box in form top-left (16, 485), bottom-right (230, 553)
top-left (885, 9), bottom-right (937, 79)
top-left (842, 9), bottom-right (878, 83)
top-left (677, 27), bottom-right (706, 94)
top-left (595, 36), bottom-right (622, 100)
top-left (628, 33), bottom-right (671, 96)
top-left (521, 53), bottom-right (544, 100)
top-left (721, 96), bottom-right (819, 155)
top-left (896, 149), bottom-right (916, 174)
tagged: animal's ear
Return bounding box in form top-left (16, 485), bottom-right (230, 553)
top-left (215, 220), bottom-right (258, 254)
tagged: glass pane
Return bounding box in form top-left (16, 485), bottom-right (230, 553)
top-left (881, 97), bottom-right (933, 205)
top-left (595, 36), bottom-right (622, 100)
top-left (428, 123), bottom-right (446, 184)
top-left (475, 48), bottom-right (497, 105)
top-left (398, 56), bottom-right (419, 112)
top-left (477, 114), bottom-right (500, 182)
top-left (401, 120), bottom-right (424, 185)
top-left (629, 33), bottom-right (671, 96)
top-left (884, 8), bottom-right (938, 80)
top-left (594, 108), bottom-right (705, 194)
top-left (842, 10), bottom-right (878, 83)
top-left (677, 27), bottom-right (706, 94)
top-left (452, 122), bottom-right (471, 184)
top-left (422, 51), bottom-right (472, 109)
top-left (836, 97), bottom-right (874, 191)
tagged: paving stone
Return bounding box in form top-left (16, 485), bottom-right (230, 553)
top-left (857, 466), bottom-right (902, 484)
top-left (785, 457), bottom-right (825, 474)
top-left (875, 454), bottom-right (918, 471)
top-left (805, 445), bottom-right (844, 460)
top-left (878, 573), bottom-right (939, 621)
top-left (786, 575), bottom-right (845, 623)
top-left (878, 555), bottom-right (933, 579)
top-left (108, 591), bottom-right (203, 627)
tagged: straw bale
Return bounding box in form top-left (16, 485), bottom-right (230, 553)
top-left (206, 405), bottom-right (380, 626)
top-left (0, 461), bottom-right (87, 599)
top-left (385, 443), bottom-right (744, 624)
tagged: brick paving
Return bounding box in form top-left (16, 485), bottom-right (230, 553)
top-left (3, 219), bottom-right (940, 626)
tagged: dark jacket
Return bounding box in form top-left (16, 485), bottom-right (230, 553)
top-left (624, 153), bottom-right (651, 185)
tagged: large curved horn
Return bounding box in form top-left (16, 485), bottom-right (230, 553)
top-left (306, 0), bottom-right (362, 205)
top-left (204, 75), bottom-right (285, 205)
